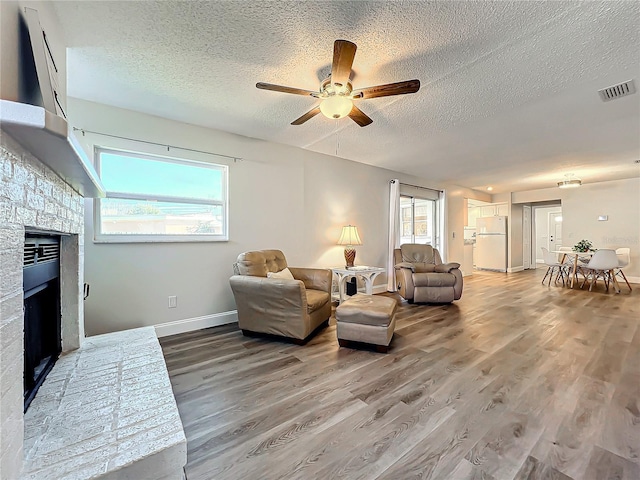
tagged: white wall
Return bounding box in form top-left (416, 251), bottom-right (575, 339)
top-left (509, 203), bottom-right (523, 271)
top-left (513, 177), bottom-right (640, 279)
top-left (446, 186), bottom-right (491, 268)
top-left (491, 192), bottom-right (510, 204)
top-left (562, 178), bottom-right (640, 279)
top-left (68, 98), bottom-right (442, 336)
top-left (1, 1), bottom-right (67, 106)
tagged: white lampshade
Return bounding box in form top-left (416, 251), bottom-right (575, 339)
top-left (337, 225), bottom-right (362, 246)
top-left (320, 95), bottom-right (353, 119)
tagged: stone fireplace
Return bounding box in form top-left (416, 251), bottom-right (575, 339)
top-left (1, 132), bottom-right (84, 477)
top-left (1, 130), bottom-right (185, 479)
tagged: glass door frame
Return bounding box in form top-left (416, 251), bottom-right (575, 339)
top-left (399, 194), bottom-right (440, 250)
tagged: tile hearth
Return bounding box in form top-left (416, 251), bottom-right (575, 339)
top-left (21, 327), bottom-right (186, 480)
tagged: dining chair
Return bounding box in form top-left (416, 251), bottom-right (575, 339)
top-left (541, 247), bottom-right (568, 286)
top-left (557, 246), bottom-right (575, 271)
top-left (615, 247), bottom-right (632, 291)
top-left (581, 249), bottom-right (620, 292)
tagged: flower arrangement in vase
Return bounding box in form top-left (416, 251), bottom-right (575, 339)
top-left (573, 239), bottom-right (594, 252)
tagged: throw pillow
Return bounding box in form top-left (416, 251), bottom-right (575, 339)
top-left (267, 267), bottom-right (294, 280)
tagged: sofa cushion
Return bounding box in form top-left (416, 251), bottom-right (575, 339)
top-left (413, 263), bottom-right (436, 273)
top-left (413, 272), bottom-right (456, 287)
top-left (236, 249), bottom-right (288, 276)
top-left (401, 244), bottom-right (435, 264)
top-left (305, 289), bottom-right (330, 313)
top-left (267, 267), bottom-right (294, 280)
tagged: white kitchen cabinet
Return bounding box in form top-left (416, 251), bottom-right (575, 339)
top-left (481, 205), bottom-right (497, 217)
top-left (479, 203), bottom-right (508, 217)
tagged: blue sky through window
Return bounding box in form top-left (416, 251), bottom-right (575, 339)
top-left (100, 152), bottom-right (223, 201)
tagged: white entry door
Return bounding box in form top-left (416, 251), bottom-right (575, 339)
top-left (548, 210), bottom-right (563, 251)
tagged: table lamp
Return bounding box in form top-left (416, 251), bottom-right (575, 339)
top-left (337, 225), bottom-right (362, 268)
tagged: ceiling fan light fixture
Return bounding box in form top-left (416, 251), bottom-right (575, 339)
top-left (557, 174), bottom-right (582, 188)
top-left (256, 40), bottom-right (419, 126)
top-left (320, 95), bottom-right (353, 119)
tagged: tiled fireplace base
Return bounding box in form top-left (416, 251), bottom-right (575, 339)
top-left (21, 327), bottom-right (186, 480)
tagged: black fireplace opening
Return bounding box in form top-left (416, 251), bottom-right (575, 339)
top-left (23, 234), bottom-right (62, 412)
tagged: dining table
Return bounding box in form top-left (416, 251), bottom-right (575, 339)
top-left (552, 250), bottom-right (593, 289)
top-left (553, 250), bottom-right (621, 292)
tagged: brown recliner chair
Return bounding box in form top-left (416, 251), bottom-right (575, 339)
top-left (229, 249), bottom-right (332, 343)
top-left (394, 244), bottom-right (463, 303)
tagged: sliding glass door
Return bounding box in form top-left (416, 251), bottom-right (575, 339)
top-left (400, 195), bottom-right (439, 248)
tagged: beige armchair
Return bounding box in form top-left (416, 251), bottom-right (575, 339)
top-left (394, 244), bottom-right (463, 303)
top-left (229, 250), bottom-right (332, 344)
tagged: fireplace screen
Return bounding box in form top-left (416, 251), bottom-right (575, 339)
top-left (23, 234), bottom-right (61, 412)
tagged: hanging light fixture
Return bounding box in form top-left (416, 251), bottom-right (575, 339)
top-left (557, 174), bottom-right (582, 188)
top-left (320, 95), bottom-right (353, 119)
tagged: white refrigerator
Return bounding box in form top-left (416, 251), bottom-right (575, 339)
top-left (475, 216), bottom-right (507, 272)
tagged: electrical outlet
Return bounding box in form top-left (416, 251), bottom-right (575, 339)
top-left (168, 296), bottom-right (177, 308)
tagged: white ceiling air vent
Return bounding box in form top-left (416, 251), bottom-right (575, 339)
top-left (598, 79), bottom-right (636, 102)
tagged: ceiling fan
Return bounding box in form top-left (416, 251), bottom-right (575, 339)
top-left (256, 40), bottom-right (420, 127)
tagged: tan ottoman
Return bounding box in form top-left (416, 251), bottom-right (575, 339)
top-left (335, 294), bottom-right (397, 353)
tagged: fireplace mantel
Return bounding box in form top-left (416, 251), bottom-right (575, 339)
top-left (0, 99), bottom-right (105, 198)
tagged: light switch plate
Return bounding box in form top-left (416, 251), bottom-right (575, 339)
top-left (598, 215), bottom-right (608, 221)
top-left (168, 296), bottom-right (177, 308)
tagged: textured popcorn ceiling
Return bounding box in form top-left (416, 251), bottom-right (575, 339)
top-left (53, 1), bottom-right (640, 193)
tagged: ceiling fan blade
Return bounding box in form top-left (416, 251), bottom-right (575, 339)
top-left (331, 40), bottom-right (357, 88)
top-left (256, 82), bottom-right (319, 97)
top-left (291, 106), bottom-right (322, 125)
top-left (348, 104), bottom-right (373, 127)
top-left (351, 79), bottom-right (421, 99)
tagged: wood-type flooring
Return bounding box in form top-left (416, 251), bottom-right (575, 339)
top-left (160, 268), bottom-right (640, 480)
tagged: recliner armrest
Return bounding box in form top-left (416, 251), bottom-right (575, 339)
top-left (435, 262), bottom-right (461, 273)
top-left (395, 262), bottom-right (415, 271)
top-left (288, 267), bottom-right (332, 293)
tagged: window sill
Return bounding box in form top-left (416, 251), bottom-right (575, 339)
top-left (93, 234), bottom-right (228, 244)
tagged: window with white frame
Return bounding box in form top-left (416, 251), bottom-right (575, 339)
top-left (398, 183), bottom-right (441, 251)
top-left (400, 196), bottom-right (436, 245)
top-left (94, 147), bottom-right (228, 242)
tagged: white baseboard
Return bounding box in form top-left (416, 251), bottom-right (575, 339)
top-left (155, 310), bottom-right (238, 338)
top-left (624, 275), bottom-right (640, 285)
top-left (373, 285), bottom-right (388, 294)
top-left (153, 272), bottom-right (639, 338)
